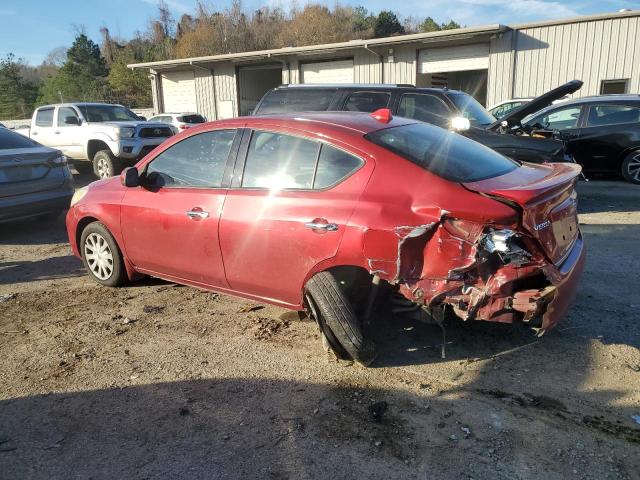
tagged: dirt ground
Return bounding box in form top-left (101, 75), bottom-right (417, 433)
top-left (1, 173), bottom-right (639, 480)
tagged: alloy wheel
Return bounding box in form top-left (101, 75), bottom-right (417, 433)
top-left (96, 158), bottom-right (111, 178)
top-left (84, 232), bottom-right (114, 280)
top-left (626, 152), bottom-right (640, 183)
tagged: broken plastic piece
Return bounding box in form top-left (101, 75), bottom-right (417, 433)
top-left (370, 108), bottom-right (393, 123)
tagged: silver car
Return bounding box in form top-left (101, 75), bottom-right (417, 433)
top-left (0, 127), bottom-right (74, 222)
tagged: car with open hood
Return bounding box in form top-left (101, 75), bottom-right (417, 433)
top-left (66, 110), bottom-right (585, 365)
top-left (518, 94), bottom-right (640, 183)
top-left (252, 81), bottom-right (584, 165)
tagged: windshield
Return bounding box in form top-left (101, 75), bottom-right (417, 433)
top-left (448, 93), bottom-right (496, 127)
top-left (365, 123), bottom-right (518, 183)
top-left (78, 105), bottom-right (140, 123)
top-left (0, 128), bottom-right (38, 150)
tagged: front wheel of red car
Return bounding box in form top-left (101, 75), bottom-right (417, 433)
top-left (305, 271), bottom-right (377, 366)
top-left (80, 222), bottom-right (127, 287)
top-left (621, 150), bottom-right (640, 184)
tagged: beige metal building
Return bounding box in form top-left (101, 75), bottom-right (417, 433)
top-left (129, 10), bottom-right (640, 119)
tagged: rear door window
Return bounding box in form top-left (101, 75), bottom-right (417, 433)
top-left (397, 93), bottom-right (451, 128)
top-left (254, 89), bottom-right (337, 115)
top-left (365, 122), bottom-right (518, 183)
top-left (35, 108), bottom-right (54, 127)
top-left (313, 145), bottom-right (363, 189)
top-left (586, 104), bottom-right (640, 126)
top-left (242, 131), bottom-right (319, 189)
top-left (343, 91), bottom-right (390, 112)
top-left (145, 129), bottom-right (236, 187)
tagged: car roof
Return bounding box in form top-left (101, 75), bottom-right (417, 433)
top-left (37, 102), bottom-right (127, 109)
top-left (235, 111), bottom-right (419, 135)
top-left (273, 84), bottom-right (467, 96)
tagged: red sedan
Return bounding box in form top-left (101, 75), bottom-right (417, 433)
top-left (66, 110), bottom-right (585, 365)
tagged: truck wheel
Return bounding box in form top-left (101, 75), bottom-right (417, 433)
top-left (73, 161), bottom-right (93, 175)
top-left (305, 271), bottom-right (377, 366)
top-left (80, 222), bottom-right (127, 287)
top-left (93, 150), bottom-right (122, 179)
top-left (621, 150), bottom-right (640, 184)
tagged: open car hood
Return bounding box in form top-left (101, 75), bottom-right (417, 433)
top-left (487, 80), bottom-right (583, 131)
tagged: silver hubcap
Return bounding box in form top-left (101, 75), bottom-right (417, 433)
top-left (96, 158), bottom-right (110, 178)
top-left (627, 153), bottom-right (640, 182)
top-left (84, 233), bottom-right (114, 280)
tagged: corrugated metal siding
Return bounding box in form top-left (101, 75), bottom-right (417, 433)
top-left (194, 68), bottom-right (216, 120)
top-left (487, 31), bottom-right (515, 107)
top-left (383, 45), bottom-right (416, 84)
top-left (512, 16), bottom-right (640, 99)
top-left (289, 59), bottom-right (300, 84)
top-left (213, 63), bottom-right (237, 118)
top-left (354, 49), bottom-right (382, 83)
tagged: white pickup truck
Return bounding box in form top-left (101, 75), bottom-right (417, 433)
top-left (20, 103), bottom-right (175, 178)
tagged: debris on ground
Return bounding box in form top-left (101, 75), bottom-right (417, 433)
top-left (238, 304), bottom-right (265, 313)
top-left (0, 293), bottom-right (16, 303)
top-left (143, 305), bottom-right (165, 314)
top-left (368, 401), bottom-right (388, 423)
top-left (252, 317), bottom-right (290, 340)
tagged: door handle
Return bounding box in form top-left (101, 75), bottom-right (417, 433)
top-left (186, 209), bottom-right (209, 219)
top-left (31, 131), bottom-right (38, 135)
top-left (304, 221), bottom-right (338, 231)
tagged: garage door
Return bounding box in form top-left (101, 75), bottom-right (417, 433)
top-left (161, 70), bottom-right (197, 112)
top-left (300, 59), bottom-right (354, 84)
top-left (419, 44), bottom-right (489, 74)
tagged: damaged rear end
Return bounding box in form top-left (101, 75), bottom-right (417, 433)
top-left (364, 121), bottom-right (585, 334)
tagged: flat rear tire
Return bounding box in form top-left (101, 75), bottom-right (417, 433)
top-left (305, 271), bottom-right (377, 366)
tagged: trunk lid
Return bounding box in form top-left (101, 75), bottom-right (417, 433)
top-left (0, 147), bottom-right (66, 198)
top-left (463, 162), bottom-right (581, 264)
top-left (487, 80), bottom-right (583, 131)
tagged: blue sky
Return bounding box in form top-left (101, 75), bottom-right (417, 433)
top-left (1, 0), bottom-right (638, 65)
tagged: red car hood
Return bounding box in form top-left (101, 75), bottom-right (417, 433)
top-left (464, 162), bottom-right (582, 264)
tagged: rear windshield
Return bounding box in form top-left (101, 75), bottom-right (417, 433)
top-left (254, 88), bottom-right (336, 115)
top-left (0, 128), bottom-right (38, 150)
top-left (178, 114), bottom-right (206, 124)
top-left (365, 123), bottom-right (518, 182)
top-left (447, 93), bottom-right (496, 127)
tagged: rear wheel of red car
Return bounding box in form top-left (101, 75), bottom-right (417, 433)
top-left (305, 271), bottom-right (377, 366)
top-left (80, 222), bottom-right (127, 287)
top-left (93, 150), bottom-right (122, 179)
top-left (621, 150), bottom-right (640, 184)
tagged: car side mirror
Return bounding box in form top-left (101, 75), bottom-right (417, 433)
top-left (121, 167), bottom-right (140, 187)
top-left (64, 116), bottom-right (80, 125)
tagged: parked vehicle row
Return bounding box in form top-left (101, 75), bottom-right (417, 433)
top-left (253, 82), bottom-right (573, 165)
top-left (0, 127), bottom-right (73, 223)
top-left (66, 111), bottom-right (586, 365)
top-left (18, 103), bottom-right (175, 179)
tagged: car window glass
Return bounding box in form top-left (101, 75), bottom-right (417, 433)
top-left (180, 114), bottom-right (206, 124)
top-left (447, 93), bottom-right (496, 126)
top-left (586, 104), bottom-right (640, 126)
top-left (57, 107), bottom-right (79, 126)
top-left (146, 129), bottom-right (236, 188)
top-left (255, 89), bottom-right (337, 114)
top-left (35, 108), bottom-right (54, 127)
top-left (313, 145), bottom-right (363, 189)
top-left (366, 122), bottom-right (518, 183)
top-left (0, 128), bottom-right (37, 149)
top-left (397, 94), bottom-right (451, 127)
top-left (343, 92), bottom-right (390, 112)
top-left (242, 131), bottom-right (319, 189)
top-left (530, 106), bottom-right (581, 130)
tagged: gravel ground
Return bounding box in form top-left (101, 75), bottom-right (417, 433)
top-left (0, 175), bottom-right (639, 480)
